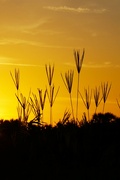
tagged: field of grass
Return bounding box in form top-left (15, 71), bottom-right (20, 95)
top-left (9, 49), bottom-right (115, 126)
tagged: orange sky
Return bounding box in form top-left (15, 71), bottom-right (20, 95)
top-left (0, 0), bottom-right (120, 124)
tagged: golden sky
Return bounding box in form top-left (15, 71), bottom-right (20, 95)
top-left (0, 0), bottom-right (120, 124)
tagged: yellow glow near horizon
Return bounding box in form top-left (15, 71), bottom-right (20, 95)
top-left (0, 0), bottom-right (120, 124)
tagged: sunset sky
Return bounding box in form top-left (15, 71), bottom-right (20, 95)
top-left (0, 0), bottom-right (120, 124)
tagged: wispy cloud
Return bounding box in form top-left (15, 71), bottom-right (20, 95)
top-left (83, 61), bottom-right (117, 68)
top-left (44, 6), bottom-right (107, 14)
top-left (0, 56), bottom-right (44, 67)
top-left (8, 19), bottom-right (48, 31)
top-left (0, 62), bottom-right (43, 67)
top-left (0, 38), bottom-right (77, 49)
top-left (1, 18), bottom-right (50, 35)
top-left (0, 38), bottom-right (43, 46)
top-left (63, 61), bottom-right (120, 68)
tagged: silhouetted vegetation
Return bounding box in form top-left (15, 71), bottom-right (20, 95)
top-left (0, 112), bottom-right (120, 179)
top-left (5, 49), bottom-right (120, 179)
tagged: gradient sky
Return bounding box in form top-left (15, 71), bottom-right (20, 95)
top-left (0, 0), bottom-right (120, 124)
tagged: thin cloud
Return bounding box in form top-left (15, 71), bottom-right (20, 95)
top-left (83, 61), bottom-right (119, 68)
top-left (44, 6), bottom-right (107, 14)
top-left (0, 38), bottom-right (43, 46)
top-left (63, 61), bottom-right (120, 68)
top-left (0, 38), bottom-right (77, 49)
top-left (0, 62), bottom-right (43, 67)
top-left (1, 18), bottom-right (50, 34)
top-left (0, 57), bottom-right (43, 67)
top-left (9, 19), bottom-right (48, 31)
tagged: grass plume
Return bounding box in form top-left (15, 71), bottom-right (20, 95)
top-left (10, 68), bottom-right (20, 91)
top-left (101, 82), bottom-right (112, 113)
top-left (45, 64), bottom-right (54, 86)
top-left (93, 86), bottom-right (102, 114)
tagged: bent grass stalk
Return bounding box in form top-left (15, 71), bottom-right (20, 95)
top-left (30, 92), bottom-right (42, 125)
top-left (74, 48), bottom-right (85, 120)
top-left (46, 85), bottom-right (60, 126)
top-left (101, 82), bottom-right (112, 113)
top-left (79, 87), bottom-right (92, 121)
top-left (16, 90), bottom-right (31, 125)
top-left (61, 70), bottom-right (74, 120)
top-left (10, 68), bottom-right (21, 121)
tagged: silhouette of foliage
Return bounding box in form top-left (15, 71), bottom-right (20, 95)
top-left (0, 113), bottom-right (120, 179)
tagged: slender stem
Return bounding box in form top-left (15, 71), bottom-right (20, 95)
top-left (103, 103), bottom-right (105, 114)
top-left (17, 89), bottom-right (20, 121)
top-left (50, 84), bottom-right (52, 125)
top-left (88, 109), bottom-right (89, 122)
top-left (76, 73), bottom-right (80, 120)
top-left (50, 105), bottom-right (52, 126)
top-left (70, 93), bottom-right (74, 120)
top-left (95, 106), bottom-right (97, 114)
top-left (23, 107), bottom-right (25, 123)
top-left (41, 109), bottom-right (43, 123)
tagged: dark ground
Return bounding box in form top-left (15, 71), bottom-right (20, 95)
top-left (0, 112), bottom-right (120, 180)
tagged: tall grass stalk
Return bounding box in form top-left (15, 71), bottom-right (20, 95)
top-left (93, 86), bottom-right (102, 114)
top-left (45, 64), bottom-right (57, 125)
top-left (74, 49), bottom-right (85, 120)
top-left (101, 82), bottom-right (112, 113)
top-left (61, 70), bottom-right (74, 120)
top-left (79, 87), bottom-right (92, 121)
top-left (45, 63), bottom-right (54, 123)
top-left (38, 88), bottom-right (47, 122)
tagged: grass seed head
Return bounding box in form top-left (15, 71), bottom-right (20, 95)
top-left (74, 48), bottom-right (85, 73)
top-left (10, 68), bottom-right (20, 90)
top-left (61, 70), bottom-right (74, 94)
top-left (45, 64), bottom-right (54, 86)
